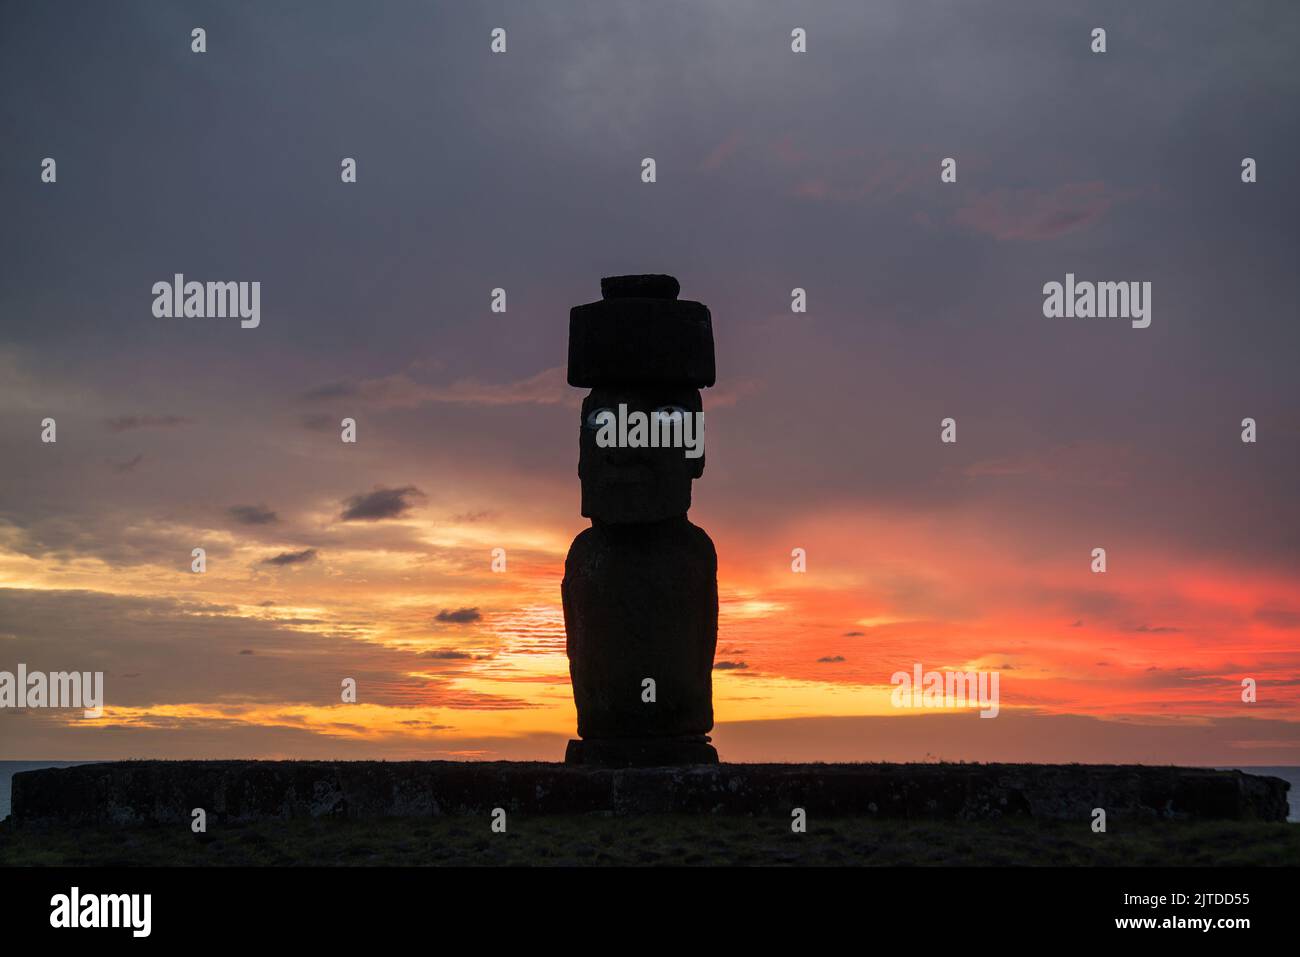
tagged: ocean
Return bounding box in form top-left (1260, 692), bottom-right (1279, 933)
top-left (1, 762), bottom-right (1297, 822)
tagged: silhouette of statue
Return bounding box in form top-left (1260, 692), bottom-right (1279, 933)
top-left (562, 275), bottom-right (720, 765)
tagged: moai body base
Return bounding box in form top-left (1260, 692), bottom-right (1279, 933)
top-left (562, 275), bottom-right (720, 766)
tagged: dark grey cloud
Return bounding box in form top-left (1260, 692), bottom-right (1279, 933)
top-left (435, 608), bottom-right (481, 624)
top-left (110, 454), bottom-right (143, 474)
top-left (102, 415), bottom-right (191, 432)
top-left (423, 649), bottom-right (474, 659)
top-left (0, 0), bottom-right (1293, 572)
top-left (302, 381), bottom-right (357, 400)
top-left (340, 486), bottom-right (423, 521)
top-left (1253, 608), bottom-right (1300, 629)
top-left (229, 504), bottom-right (278, 525)
top-left (0, 506), bottom-right (222, 569)
top-left (0, 587), bottom-right (531, 713)
top-left (714, 660), bottom-right (748, 670)
top-left (262, 548), bottom-right (317, 566)
top-left (817, 655), bottom-right (846, 663)
top-left (299, 413), bottom-right (337, 432)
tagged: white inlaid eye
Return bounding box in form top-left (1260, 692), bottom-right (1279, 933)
top-left (585, 407), bottom-right (615, 429)
top-left (651, 405), bottom-right (690, 424)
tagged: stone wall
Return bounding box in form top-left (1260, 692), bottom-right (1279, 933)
top-left (11, 761), bottom-right (1289, 826)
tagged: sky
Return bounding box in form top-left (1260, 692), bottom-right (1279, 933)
top-left (1, 1), bottom-right (1297, 764)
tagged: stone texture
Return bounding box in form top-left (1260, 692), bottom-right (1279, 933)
top-left (564, 275), bottom-right (719, 764)
top-left (567, 297), bottom-right (715, 388)
top-left (600, 274), bottom-right (680, 300)
top-left (10, 761), bottom-right (1289, 825)
top-left (565, 737), bottom-right (719, 767)
top-left (577, 386), bottom-right (704, 523)
top-left (563, 517), bottom-right (718, 741)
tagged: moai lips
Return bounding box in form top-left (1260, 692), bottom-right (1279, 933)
top-left (562, 275), bottom-right (720, 766)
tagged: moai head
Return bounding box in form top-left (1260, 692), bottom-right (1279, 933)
top-left (568, 275), bottom-right (715, 524)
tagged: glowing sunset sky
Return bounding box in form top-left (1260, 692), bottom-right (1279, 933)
top-left (1, 1), bottom-right (1297, 764)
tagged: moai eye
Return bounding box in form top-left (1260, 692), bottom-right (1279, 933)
top-left (651, 405), bottom-right (690, 424)
top-left (585, 407), bottom-right (615, 429)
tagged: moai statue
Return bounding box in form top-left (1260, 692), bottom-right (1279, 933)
top-left (562, 274), bottom-right (720, 766)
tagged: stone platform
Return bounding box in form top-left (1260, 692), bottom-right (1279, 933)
top-left (564, 736), bottom-right (719, 766)
top-left (9, 761), bottom-right (1289, 826)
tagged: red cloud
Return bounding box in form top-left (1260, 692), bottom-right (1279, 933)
top-left (952, 181), bottom-right (1115, 240)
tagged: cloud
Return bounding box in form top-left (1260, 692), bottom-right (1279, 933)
top-left (261, 548), bottom-right (317, 566)
top-left (435, 607), bottom-right (481, 624)
top-left (299, 413), bottom-right (337, 432)
top-left (951, 182), bottom-right (1116, 241)
top-left (1254, 607), bottom-right (1300, 629)
top-left (0, 587), bottom-right (535, 714)
top-left (102, 415), bottom-right (192, 432)
top-left (110, 454), bottom-right (143, 474)
top-left (700, 131), bottom-right (744, 171)
top-left (303, 367), bottom-right (571, 410)
top-left (423, 649), bottom-right (474, 659)
top-left (229, 504), bottom-right (278, 525)
top-left (964, 440), bottom-right (1133, 487)
top-left (710, 712), bottom-right (1300, 766)
top-left (339, 486), bottom-right (424, 521)
top-left (772, 139), bottom-right (929, 204)
top-left (302, 382), bottom-right (358, 400)
top-left (817, 655), bottom-right (846, 663)
top-left (0, 509), bottom-right (201, 568)
top-left (714, 660), bottom-right (748, 670)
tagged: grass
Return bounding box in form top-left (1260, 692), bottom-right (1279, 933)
top-left (1, 814), bottom-right (1297, 866)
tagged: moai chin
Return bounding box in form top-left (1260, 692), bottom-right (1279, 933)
top-left (562, 274), bottom-right (720, 766)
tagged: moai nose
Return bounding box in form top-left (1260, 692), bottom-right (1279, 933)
top-left (603, 443), bottom-right (653, 466)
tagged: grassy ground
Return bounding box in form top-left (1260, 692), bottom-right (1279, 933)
top-left (1, 815), bottom-right (1297, 866)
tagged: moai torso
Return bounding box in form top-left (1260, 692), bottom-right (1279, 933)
top-left (561, 274), bottom-right (720, 766)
